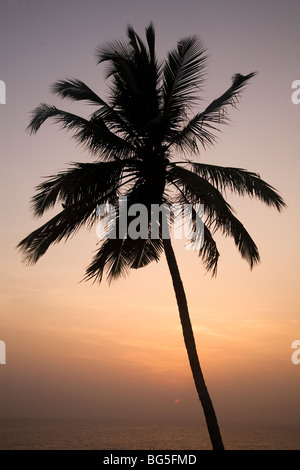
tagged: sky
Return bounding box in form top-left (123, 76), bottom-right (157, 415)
top-left (0, 0), bottom-right (299, 437)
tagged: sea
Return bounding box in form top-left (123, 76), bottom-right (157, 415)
top-left (0, 420), bottom-right (299, 450)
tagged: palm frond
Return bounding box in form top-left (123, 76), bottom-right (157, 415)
top-left (17, 204), bottom-right (96, 265)
top-left (167, 164), bottom-right (234, 215)
top-left (51, 79), bottom-right (133, 138)
top-left (95, 37), bottom-right (132, 76)
top-left (84, 236), bottom-right (163, 283)
top-left (145, 22), bottom-right (156, 65)
top-left (191, 163), bottom-right (286, 211)
top-left (167, 177), bottom-right (220, 275)
top-left (204, 71), bottom-right (256, 117)
top-left (130, 237), bottom-right (163, 269)
top-left (212, 205), bottom-right (260, 268)
top-left (27, 104), bottom-right (134, 159)
top-left (127, 24), bottom-right (149, 61)
top-left (167, 72), bottom-right (257, 151)
top-left (162, 35), bottom-right (207, 127)
top-left (167, 112), bottom-right (217, 152)
top-left (51, 78), bottom-right (106, 106)
top-left (27, 103), bottom-right (88, 135)
top-left (96, 25), bottom-right (161, 132)
top-left (200, 224), bottom-right (220, 276)
top-left (90, 106), bottom-right (138, 142)
top-left (31, 160), bottom-right (129, 218)
top-left (167, 165), bottom-right (260, 268)
top-left (51, 79), bottom-right (140, 140)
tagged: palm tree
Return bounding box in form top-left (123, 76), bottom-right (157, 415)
top-left (18, 23), bottom-right (285, 450)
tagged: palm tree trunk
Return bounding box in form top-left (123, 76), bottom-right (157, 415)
top-left (163, 237), bottom-right (225, 450)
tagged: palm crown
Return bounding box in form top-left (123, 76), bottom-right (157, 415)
top-left (18, 23), bottom-right (285, 281)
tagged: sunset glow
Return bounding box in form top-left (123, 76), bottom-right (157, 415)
top-left (0, 0), bottom-right (299, 450)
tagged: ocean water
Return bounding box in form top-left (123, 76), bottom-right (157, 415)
top-left (0, 420), bottom-right (299, 450)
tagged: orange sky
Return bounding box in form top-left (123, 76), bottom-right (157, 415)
top-left (0, 0), bottom-right (299, 429)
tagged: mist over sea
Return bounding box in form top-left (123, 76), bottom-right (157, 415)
top-left (0, 420), bottom-right (299, 450)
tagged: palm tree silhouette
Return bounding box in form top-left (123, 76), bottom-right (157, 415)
top-left (18, 23), bottom-right (285, 450)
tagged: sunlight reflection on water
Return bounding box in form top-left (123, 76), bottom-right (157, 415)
top-left (0, 420), bottom-right (299, 450)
